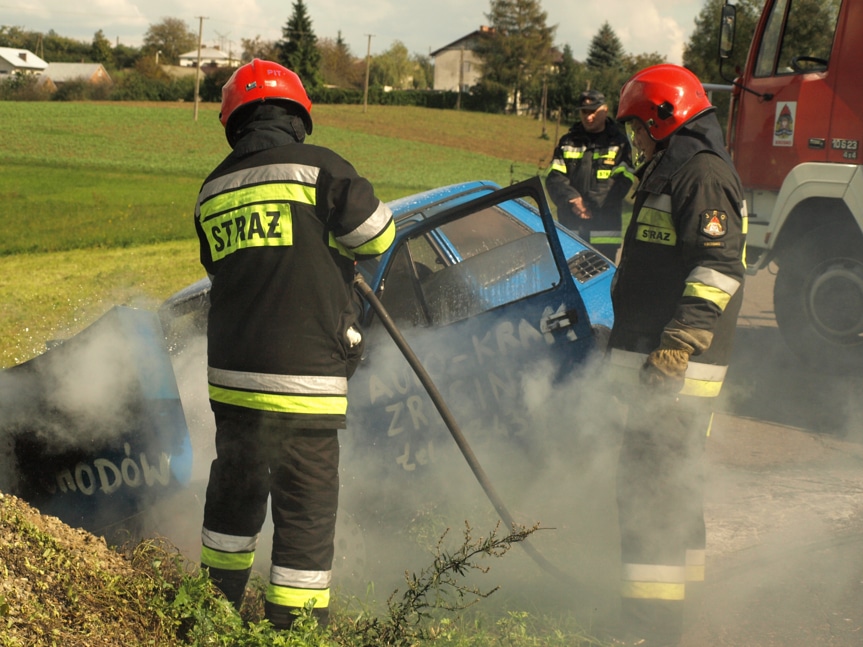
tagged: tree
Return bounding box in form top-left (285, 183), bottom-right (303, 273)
top-left (586, 21), bottom-right (624, 70)
top-left (683, 0), bottom-right (760, 84)
top-left (91, 30), bottom-right (113, 66)
top-left (475, 0), bottom-right (557, 113)
top-left (411, 53), bottom-right (433, 90)
top-left (277, 0), bottom-right (322, 89)
top-left (241, 36), bottom-right (280, 64)
top-left (113, 43), bottom-right (142, 69)
top-left (370, 40), bottom-right (414, 89)
top-left (682, 0), bottom-right (761, 126)
top-left (0, 25), bottom-right (31, 48)
top-left (142, 18), bottom-right (197, 65)
top-left (319, 31), bottom-right (362, 89)
top-left (546, 44), bottom-right (588, 123)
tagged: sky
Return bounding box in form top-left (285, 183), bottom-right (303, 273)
top-left (1, 0), bottom-right (707, 64)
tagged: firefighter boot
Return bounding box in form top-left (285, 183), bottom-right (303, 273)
top-left (618, 598), bottom-right (684, 646)
top-left (265, 601), bottom-right (329, 631)
top-left (206, 565), bottom-right (251, 611)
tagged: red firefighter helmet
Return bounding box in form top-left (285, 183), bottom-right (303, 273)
top-left (616, 63), bottom-right (713, 141)
top-left (219, 58), bottom-right (313, 135)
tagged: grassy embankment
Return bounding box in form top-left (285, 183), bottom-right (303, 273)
top-left (0, 101), bottom-right (556, 368)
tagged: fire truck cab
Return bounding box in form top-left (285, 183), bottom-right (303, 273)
top-left (720, 0), bottom-right (863, 373)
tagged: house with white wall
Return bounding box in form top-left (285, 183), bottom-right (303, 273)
top-left (178, 47), bottom-right (241, 68)
top-left (430, 26), bottom-right (493, 92)
top-left (0, 47), bottom-right (48, 76)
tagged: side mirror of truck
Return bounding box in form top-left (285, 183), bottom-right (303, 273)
top-left (719, 2), bottom-right (736, 60)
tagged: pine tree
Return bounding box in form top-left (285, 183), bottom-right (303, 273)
top-left (547, 44), bottom-right (588, 123)
top-left (475, 0), bottom-right (557, 113)
top-left (585, 22), bottom-right (624, 70)
top-left (278, 0), bottom-right (322, 89)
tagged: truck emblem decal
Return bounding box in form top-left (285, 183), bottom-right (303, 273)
top-left (773, 102), bottom-right (796, 147)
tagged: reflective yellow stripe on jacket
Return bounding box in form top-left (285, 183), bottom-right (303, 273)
top-left (197, 163), bottom-right (320, 262)
top-left (636, 193), bottom-right (676, 246)
top-left (207, 368), bottom-right (348, 416)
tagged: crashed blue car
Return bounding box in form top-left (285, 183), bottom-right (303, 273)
top-left (160, 176), bottom-right (614, 479)
top-left (1, 176), bottom-right (614, 543)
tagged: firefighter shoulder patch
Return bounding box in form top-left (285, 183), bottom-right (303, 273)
top-left (701, 210), bottom-right (728, 238)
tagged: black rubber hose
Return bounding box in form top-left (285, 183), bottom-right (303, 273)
top-left (353, 274), bottom-right (578, 585)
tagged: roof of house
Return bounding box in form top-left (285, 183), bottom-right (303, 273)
top-left (179, 47), bottom-right (233, 60)
top-left (0, 47), bottom-right (48, 71)
top-left (41, 62), bottom-right (111, 83)
top-left (430, 26), bottom-right (495, 58)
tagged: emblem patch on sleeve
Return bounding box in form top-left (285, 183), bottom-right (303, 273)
top-left (701, 210), bottom-right (728, 238)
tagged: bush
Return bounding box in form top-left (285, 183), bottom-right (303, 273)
top-left (109, 71), bottom-right (195, 102)
top-left (200, 66), bottom-right (236, 102)
top-left (0, 73), bottom-right (52, 101)
top-left (52, 79), bottom-right (113, 101)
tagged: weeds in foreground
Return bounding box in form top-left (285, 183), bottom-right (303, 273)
top-left (133, 521), bottom-right (607, 646)
top-left (2, 490), bottom-right (606, 647)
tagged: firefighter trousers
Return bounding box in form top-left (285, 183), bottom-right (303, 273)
top-left (616, 392), bottom-right (711, 645)
top-left (201, 412), bottom-right (339, 629)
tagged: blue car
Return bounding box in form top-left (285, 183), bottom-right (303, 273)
top-left (0, 177), bottom-right (615, 545)
top-left (346, 177), bottom-right (614, 474)
top-left (160, 176), bottom-right (615, 482)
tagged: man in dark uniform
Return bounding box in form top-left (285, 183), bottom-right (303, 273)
top-left (546, 89), bottom-right (635, 260)
top-left (195, 59), bottom-right (395, 630)
top-left (607, 64), bottom-right (747, 646)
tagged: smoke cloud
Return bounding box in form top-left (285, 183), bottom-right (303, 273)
top-left (5, 267), bottom-right (863, 642)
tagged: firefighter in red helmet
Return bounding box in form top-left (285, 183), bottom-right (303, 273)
top-left (606, 64), bottom-right (747, 645)
top-left (196, 59), bottom-right (395, 630)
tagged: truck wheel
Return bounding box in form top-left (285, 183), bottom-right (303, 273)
top-left (773, 229), bottom-right (863, 374)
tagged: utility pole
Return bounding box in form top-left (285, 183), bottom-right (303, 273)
top-left (456, 46), bottom-right (464, 110)
top-left (540, 73), bottom-right (548, 138)
top-left (363, 34), bottom-right (373, 113)
top-left (193, 15), bottom-right (207, 122)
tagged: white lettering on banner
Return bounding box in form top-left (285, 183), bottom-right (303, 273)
top-left (54, 443), bottom-right (174, 496)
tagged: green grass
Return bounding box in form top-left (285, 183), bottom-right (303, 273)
top-left (0, 101), bottom-right (550, 366)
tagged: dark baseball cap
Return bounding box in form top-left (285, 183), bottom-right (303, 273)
top-left (578, 89), bottom-right (606, 110)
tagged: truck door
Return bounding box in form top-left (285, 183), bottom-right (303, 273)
top-left (734, 0), bottom-right (842, 190)
top-left (825, 1), bottom-right (863, 164)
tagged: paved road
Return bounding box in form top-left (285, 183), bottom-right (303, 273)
top-left (682, 267), bottom-right (863, 646)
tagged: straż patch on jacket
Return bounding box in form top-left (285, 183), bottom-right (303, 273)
top-left (700, 210), bottom-right (728, 238)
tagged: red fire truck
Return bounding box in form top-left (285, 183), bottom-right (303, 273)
top-left (719, 0), bottom-right (863, 373)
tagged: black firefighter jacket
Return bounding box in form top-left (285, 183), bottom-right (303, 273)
top-left (194, 118), bottom-right (395, 428)
top-left (607, 112), bottom-right (747, 398)
top-left (546, 119), bottom-right (635, 244)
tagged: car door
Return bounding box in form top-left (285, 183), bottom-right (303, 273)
top-left (346, 177), bottom-right (598, 480)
